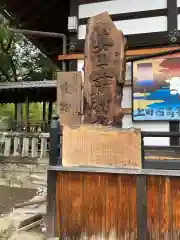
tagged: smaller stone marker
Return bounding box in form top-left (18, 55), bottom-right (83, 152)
top-left (56, 72), bottom-right (82, 126)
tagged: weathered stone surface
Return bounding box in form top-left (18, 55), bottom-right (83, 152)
top-left (62, 125), bottom-right (142, 168)
top-left (84, 11), bottom-right (127, 125)
top-left (57, 71), bottom-right (82, 126)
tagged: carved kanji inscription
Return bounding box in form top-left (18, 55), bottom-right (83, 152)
top-left (62, 124), bottom-right (142, 168)
top-left (57, 72), bottom-right (82, 126)
top-left (84, 12), bottom-right (127, 125)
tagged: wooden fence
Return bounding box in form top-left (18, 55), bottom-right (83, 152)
top-left (48, 167), bottom-right (180, 240)
top-left (0, 131), bottom-right (50, 162)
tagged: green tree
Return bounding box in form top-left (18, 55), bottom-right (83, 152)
top-left (0, 21), bottom-right (57, 129)
top-left (0, 24), bottom-right (56, 82)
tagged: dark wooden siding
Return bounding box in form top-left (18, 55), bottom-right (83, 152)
top-left (56, 172), bottom-right (180, 239)
top-left (56, 172), bottom-right (137, 239)
top-left (147, 176), bottom-right (180, 239)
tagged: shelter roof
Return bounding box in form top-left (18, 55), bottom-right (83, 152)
top-left (0, 80), bottom-right (56, 90)
top-left (0, 80), bottom-right (57, 103)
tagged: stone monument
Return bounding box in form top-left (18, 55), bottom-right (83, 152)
top-left (61, 12), bottom-right (142, 169)
top-left (83, 11), bottom-right (127, 125)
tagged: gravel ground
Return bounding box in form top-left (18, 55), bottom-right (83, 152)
top-left (0, 186), bottom-right (36, 214)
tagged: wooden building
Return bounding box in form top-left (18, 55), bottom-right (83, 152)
top-left (64, 0), bottom-right (180, 147)
top-left (1, 0), bottom-right (180, 143)
top-left (0, 80), bottom-right (56, 131)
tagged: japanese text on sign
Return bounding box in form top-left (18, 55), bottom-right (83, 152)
top-left (91, 24), bottom-right (113, 53)
top-left (135, 107), bottom-right (180, 118)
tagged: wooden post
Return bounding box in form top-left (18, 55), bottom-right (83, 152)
top-left (48, 102), bottom-right (53, 130)
top-left (20, 103), bottom-right (23, 130)
top-left (25, 96), bottom-right (29, 132)
top-left (14, 103), bottom-right (17, 130)
top-left (42, 101), bottom-right (46, 131)
top-left (46, 115), bottom-right (61, 237)
top-left (136, 176), bottom-right (147, 240)
top-left (84, 11), bottom-right (127, 126)
top-left (17, 103), bottom-right (22, 131)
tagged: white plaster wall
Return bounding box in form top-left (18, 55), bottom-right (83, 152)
top-left (177, 14), bottom-right (180, 30)
top-left (77, 60), bottom-right (84, 72)
top-left (122, 114), bottom-right (169, 146)
top-left (78, 0), bottom-right (167, 39)
top-left (78, 17), bottom-right (167, 39)
top-left (177, 0), bottom-right (180, 7)
top-left (79, 0), bottom-right (167, 19)
top-left (122, 87), bottom-right (132, 109)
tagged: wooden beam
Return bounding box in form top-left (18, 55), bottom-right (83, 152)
top-left (58, 45), bottom-right (180, 61)
top-left (42, 101), bottom-right (46, 131)
top-left (58, 53), bottom-right (84, 60)
top-left (14, 103), bottom-right (17, 121)
top-left (136, 175), bottom-right (147, 240)
top-left (48, 102), bottom-right (53, 122)
top-left (125, 80), bottom-right (131, 87)
top-left (124, 108), bottom-right (131, 114)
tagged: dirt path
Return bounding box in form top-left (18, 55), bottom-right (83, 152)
top-left (0, 186), bottom-right (36, 214)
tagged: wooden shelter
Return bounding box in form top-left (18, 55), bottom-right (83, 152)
top-left (0, 80), bottom-right (56, 131)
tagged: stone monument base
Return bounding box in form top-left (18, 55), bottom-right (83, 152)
top-left (62, 124), bottom-right (142, 169)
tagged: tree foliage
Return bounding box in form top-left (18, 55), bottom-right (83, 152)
top-left (0, 21), bottom-right (58, 128)
top-left (0, 22), bottom-right (57, 82)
